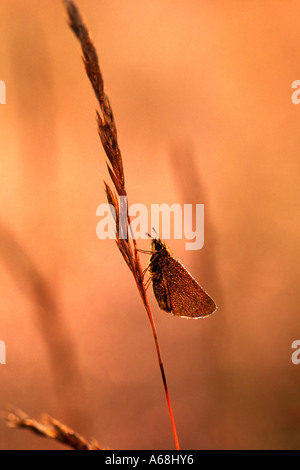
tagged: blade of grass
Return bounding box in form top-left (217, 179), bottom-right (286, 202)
top-left (5, 408), bottom-right (103, 450)
top-left (63, 0), bottom-right (180, 449)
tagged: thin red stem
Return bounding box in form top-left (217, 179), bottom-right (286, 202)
top-left (140, 287), bottom-right (180, 451)
top-left (129, 224), bottom-right (180, 450)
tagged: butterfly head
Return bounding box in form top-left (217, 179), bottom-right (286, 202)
top-left (151, 237), bottom-right (164, 252)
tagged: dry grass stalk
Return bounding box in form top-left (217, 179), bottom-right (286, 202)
top-left (63, 0), bottom-right (180, 449)
top-left (6, 408), bottom-right (102, 450)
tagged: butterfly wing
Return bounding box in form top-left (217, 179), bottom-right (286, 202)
top-left (152, 273), bottom-right (172, 312)
top-left (161, 257), bottom-right (217, 318)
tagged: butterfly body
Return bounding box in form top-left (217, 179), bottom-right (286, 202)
top-left (149, 238), bottom-right (217, 319)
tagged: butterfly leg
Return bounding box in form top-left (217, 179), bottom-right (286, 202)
top-left (143, 276), bottom-right (152, 291)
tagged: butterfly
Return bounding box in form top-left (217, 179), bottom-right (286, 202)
top-left (148, 237), bottom-right (217, 319)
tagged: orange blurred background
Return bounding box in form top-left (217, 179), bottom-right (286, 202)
top-left (0, 0), bottom-right (299, 450)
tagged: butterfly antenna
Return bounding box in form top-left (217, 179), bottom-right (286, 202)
top-left (152, 227), bottom-right (159, 239)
